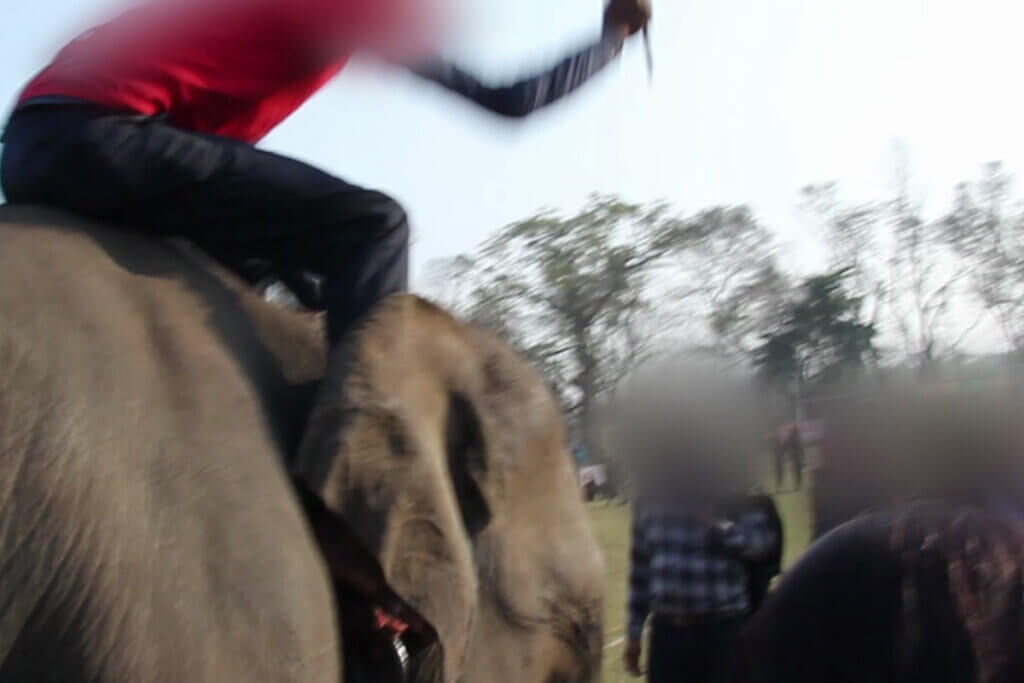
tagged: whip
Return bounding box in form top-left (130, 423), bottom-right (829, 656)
top-left (642, 23), bottom-right (652, 82)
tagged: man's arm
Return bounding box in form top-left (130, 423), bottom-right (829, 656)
top-left (407, 30), bottom-right (624, 118)
top-left (407, 0), bottom-right (649, 117)
top-left (623, 510), bottom-right (651, 677)
top-left (626, 512), bottom-right (652, 641)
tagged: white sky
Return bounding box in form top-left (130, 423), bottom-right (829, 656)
top-left (2, 0), bottom-right (1023, 330)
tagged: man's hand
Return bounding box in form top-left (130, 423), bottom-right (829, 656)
top-left (705, 519), bottom-right (736, 556)
top-left (623, 637), bottom-right (644, 677)
top-left (604, 0), bottom-right (652, 39)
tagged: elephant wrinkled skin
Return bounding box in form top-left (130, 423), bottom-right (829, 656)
top-left (0, 205), bottom-right (604, 683)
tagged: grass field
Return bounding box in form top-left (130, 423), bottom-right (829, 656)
top-left (588, 486), bottom-right (813, 683)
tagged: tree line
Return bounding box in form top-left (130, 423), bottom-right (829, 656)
top-left (422, 156), bottom-right (1024, 480)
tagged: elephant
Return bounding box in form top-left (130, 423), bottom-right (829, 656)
top-left (731, 501), bottom-right (1024, 683)
top-left (0, 205), bottom-right (605, 683)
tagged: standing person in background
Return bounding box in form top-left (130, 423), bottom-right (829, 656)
top-left (774, 424), bottom-right (805, 491)
top-left (623, 471), bottom-right (782, 682)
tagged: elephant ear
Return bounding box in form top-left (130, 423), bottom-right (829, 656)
top-left (292, 295), bottom-right (494, 683)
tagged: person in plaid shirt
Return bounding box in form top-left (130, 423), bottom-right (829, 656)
top-left (624, 487), bottom-right (781, 682)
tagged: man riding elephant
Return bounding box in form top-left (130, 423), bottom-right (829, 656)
top-left (0, 0), bottom-right (651, 345)
top-left (0, 2), bottom-right (644, 677)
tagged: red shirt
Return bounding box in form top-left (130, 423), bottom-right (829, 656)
top-left (18, 0), bottom-right (436, 143)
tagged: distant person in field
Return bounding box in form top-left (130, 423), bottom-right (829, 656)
top-left (1, 0), bottom-right (650, 346)
top-left (624, 451), bottom-right (782, 683)
top-left (774, 424), bottom-right (804, 490)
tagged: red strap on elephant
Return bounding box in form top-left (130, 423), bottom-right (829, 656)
top-left (374, 607), bottom-right (410, 636)
top-left (293, 482), bottom-right (433, 640)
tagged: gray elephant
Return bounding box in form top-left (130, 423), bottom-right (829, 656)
top-left (0, 205), bottom-right (605, 682)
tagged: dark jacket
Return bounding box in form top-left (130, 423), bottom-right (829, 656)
top-left (717, 493), bottom-right (784, 613)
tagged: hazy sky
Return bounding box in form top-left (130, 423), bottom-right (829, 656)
top-left (2, 0), bottom-right (1023, 290)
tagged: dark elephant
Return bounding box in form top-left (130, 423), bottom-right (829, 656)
top-left (732, 501), bottom-right (1024, 683)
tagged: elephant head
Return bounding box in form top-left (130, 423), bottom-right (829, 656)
top-left (293, 294), bottom-right (605, 683)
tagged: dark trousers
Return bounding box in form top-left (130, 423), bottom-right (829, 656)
top-left (0, 103), bottom-right (409, 344)
top-left (648, 614), bottom-right (745, 683)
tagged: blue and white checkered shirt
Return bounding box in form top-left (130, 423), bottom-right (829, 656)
top-left (627, 498), bottom-right (778, 640)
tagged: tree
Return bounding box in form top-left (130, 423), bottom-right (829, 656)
top-left (942, 162), bottom-right (1024, 358)
top-left (799, 182), bottom-right (886, 328)
top-left (754, 268), bottom-right (878, 416)
top-left (885, 143), bottom-right (976, 374)
top-left (478, 196), bottom-right (691, 461)
top-left (422, 195), bottom-right (716, 490)
top-left (801, 155), bottom-right (979, 371)
top-left (673, 206), bottom-right (790, 358)
top-left (423, 196), bottom-right (788, 494)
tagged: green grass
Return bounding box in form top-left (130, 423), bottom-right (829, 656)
top-left (587, 503), bottom-right (632, 681)
top-left (587, 486), bottom-right (813, 683)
